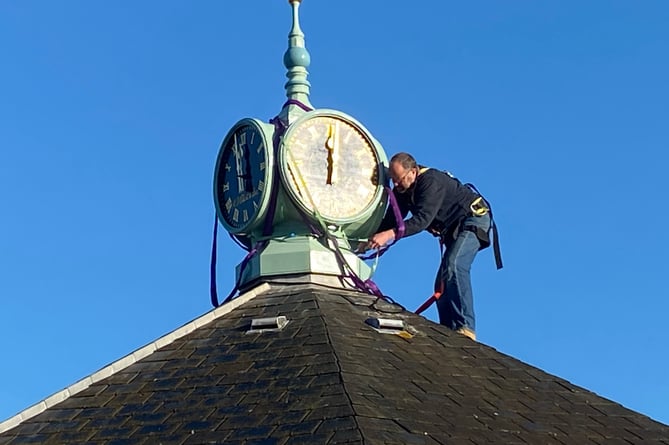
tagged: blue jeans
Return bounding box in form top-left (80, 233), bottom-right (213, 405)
top-left (436, 213), bottom-right (490, 332)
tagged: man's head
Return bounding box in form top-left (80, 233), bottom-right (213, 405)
top-left (388, 152), bottom-right (418, 193)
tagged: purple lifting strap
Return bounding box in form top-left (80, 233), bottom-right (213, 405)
top-left (283, 98), bottom-right (313, 113)
top-left (209, 216), bottom-right (220, 307)
top-left (358, 186), bottom-right (405, 260)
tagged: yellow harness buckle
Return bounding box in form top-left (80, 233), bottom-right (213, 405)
top-left (470, 196), bottom-right (489, 216)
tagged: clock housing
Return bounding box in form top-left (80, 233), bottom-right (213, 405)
top-left (213, 118), bottom-right (274, 236)
top-left (279, 109), bottom-right (387, 237)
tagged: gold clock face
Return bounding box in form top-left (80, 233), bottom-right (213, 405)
top-left (282, 114), bottom-right (380, 221)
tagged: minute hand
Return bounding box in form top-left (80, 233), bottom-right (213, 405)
top-left (325, 123), bottom-right (338, 185)
top-left (232, 134), bottom-right (245, 192)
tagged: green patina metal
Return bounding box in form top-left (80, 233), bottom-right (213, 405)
top-left (214, 0), bottom-right (389, 291)
top-left (282, 0), bottom-right (312, 114)
top-left (213, 118), bottom-right (276, 237)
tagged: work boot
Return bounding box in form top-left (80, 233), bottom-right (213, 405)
top-left (455, 327), bottom-right (476, 341)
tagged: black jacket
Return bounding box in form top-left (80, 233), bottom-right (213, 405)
top-left (378, 168), bottom-right (479, 238)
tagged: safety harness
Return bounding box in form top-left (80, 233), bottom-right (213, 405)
top-left (415, 171), bottom-right (503, 315)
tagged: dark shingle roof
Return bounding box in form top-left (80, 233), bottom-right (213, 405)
top-left (1, 283), bottom-right (668, 444)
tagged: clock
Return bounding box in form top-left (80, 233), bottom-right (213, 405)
top-left (213, 118), bottom-right (274, 234)
top-left (279, 110), bottom-right (386, 225)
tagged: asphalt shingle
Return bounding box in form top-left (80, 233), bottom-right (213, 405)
top-left (1, 283), bottom-right (667, 444)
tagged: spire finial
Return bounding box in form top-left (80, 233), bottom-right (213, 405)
top-left (283, 0), bottom-right (312, 109)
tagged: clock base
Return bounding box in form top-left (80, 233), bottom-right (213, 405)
top-left (239, 273), bottom-right (367, 295)
top-left (235, 235), bottom-right (373, 291)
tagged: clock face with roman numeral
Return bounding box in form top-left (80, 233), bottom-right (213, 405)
top-left (280, 111), bottom-right (383, 222)
top-left (214, 119), bottom-right (271, 233)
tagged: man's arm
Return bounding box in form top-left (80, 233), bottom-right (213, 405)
top-left (366, 172), bottom-right (445, 249)
top-left (364, 189), bottom-right (407, 251)
top-left (400, 171), bottom-right (445, 237)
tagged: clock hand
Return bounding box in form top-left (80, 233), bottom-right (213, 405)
top-left (233, 134), bottom-right (245, 192)
top-left (331, 122), bottom-right (339, 185)
top-left (325, 123), bottom-right (336, 185)
top-left (242, 140), bottom-right (253, 193)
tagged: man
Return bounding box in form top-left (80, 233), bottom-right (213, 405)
top-left (365, 152), bottom-right (500, 341)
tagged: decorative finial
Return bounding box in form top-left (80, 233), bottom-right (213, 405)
top-left (283, 0), bottom-right (312, 110)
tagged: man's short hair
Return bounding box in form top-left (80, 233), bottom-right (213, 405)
top-left (390, 152), bottom-right (417, 170)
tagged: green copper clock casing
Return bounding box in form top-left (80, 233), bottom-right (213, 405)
top-left (213, 118), bottom-right (275, 236)
top-left (214, 2), bottom-right (391, 291)
top-left (279, 109), bottom-right (388, 239)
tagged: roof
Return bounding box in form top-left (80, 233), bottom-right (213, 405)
top-left (1, 282), bottom-right (668, 444)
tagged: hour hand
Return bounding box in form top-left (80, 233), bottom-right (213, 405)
top-left (242, 142), bottom-right (253, 192)
top-left (325, 123), bottom-right (338, 185)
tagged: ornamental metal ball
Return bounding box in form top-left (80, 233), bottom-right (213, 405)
top-left (283, 47), bottom-right (310, 69)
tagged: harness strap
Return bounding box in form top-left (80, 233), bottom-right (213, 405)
top-left (491, 218), bottom-right (503, 269)
top-left (465, 183), bottom-right (503, 270)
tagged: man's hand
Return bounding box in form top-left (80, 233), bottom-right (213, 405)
top-left (366, 229), bottom-right (395, 251)
top-left (355, 241), bottom-right (368, 253)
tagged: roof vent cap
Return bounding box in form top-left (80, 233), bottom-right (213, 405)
top-left (365, 317), bottom-right (417, 338)
top-left (248, 316), bottom-right (289, 333)
top-left (367, 317), bottom-right (404, 330)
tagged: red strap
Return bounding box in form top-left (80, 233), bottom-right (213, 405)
top-left (415, 291), bottom-right (442, 315)
top-left (415, 239), bottom-right (446, 315)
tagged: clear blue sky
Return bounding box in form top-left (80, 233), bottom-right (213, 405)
top-left (2, 1), bottom-right (668, 427)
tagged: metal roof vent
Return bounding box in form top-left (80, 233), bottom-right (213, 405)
top-left (365, 317), bottom-right (416, 338)
top-left (247, 316), bottom-right (289, 333)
